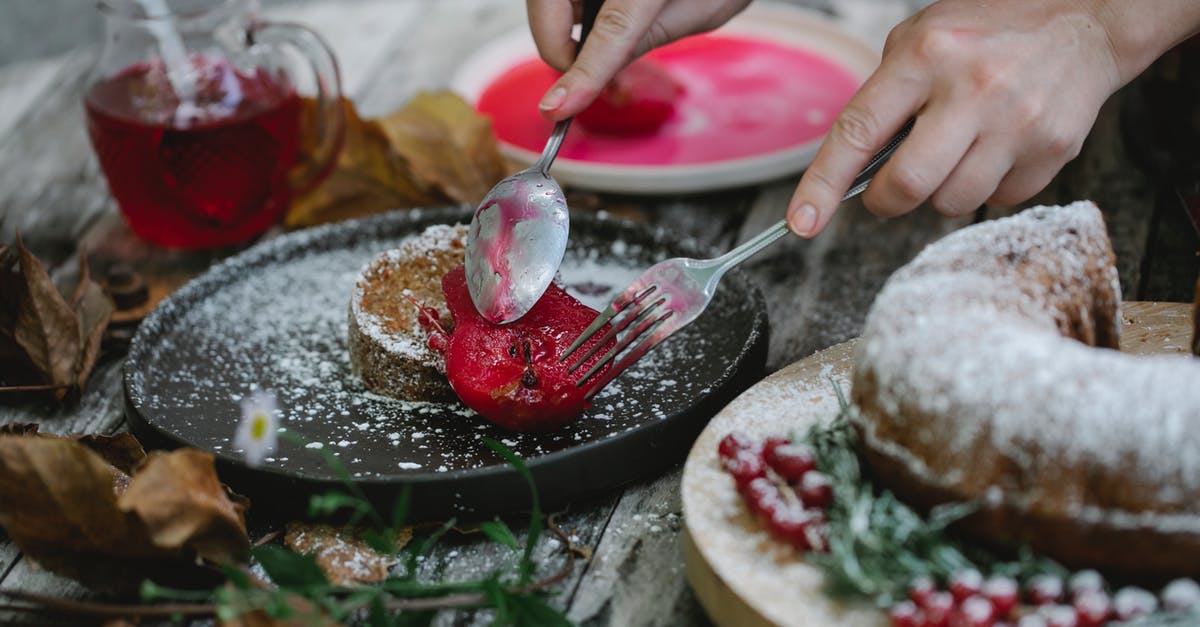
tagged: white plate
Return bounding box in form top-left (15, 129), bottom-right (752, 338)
top-left (450, 2), bottom-right (879, 194)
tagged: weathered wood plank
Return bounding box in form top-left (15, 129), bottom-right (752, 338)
top-left (737, 180), bottom-right (970, 370)
top-left (262, 0), bottom-right (424, 101)
top-left (354, 0), bottom-right (523, 117)
top-left (0, 47), bottom-right (109, 263)
top-left (565, 467), bottom-right (704, 627)
top-left (0, 56), bottom-right (66, 140)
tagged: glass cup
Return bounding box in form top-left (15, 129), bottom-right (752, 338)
top-left (84, 0), bottom-right (344, 249)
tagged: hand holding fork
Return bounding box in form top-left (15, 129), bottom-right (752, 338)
top-left (561, 121), bottom-right (914, 399)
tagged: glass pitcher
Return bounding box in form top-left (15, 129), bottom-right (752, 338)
top-left (84, 0), bottom-right (344, 249)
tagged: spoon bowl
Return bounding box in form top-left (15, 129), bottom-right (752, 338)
top-left (465, 122), bottom-right (571, 324)
top-left (465, 0), bottom-right (601, 324)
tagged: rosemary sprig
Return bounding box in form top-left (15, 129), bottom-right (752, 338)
top-left (802, 381), bottom-right (1064, 608)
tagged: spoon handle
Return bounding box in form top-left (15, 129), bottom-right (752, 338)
top-left (536, 119), bottom-right (572, 176)
top-left (534, 0), bottom-right (604, 177)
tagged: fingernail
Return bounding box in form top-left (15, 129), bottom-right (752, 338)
top-left (539, 86), bottom-right (567, 112)
top-left (790, 204), bottom-right (818, 236)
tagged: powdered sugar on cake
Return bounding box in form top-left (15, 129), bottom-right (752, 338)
top-left (851, 201), bottom-right (1200, 535)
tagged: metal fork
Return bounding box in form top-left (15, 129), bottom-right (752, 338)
top-left (560, 120), bottom-right (914, 399)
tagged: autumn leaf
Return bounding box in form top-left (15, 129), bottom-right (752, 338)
top-left (0, 428), bottom-right (250, 593)
top-left (283, 522), bottom-right (412, 586)
top-left (379, 91), bottom-right (508, 205)
top-left (286, 98), bottom-right (443, 228)
top-left (0, 236), bottom-right (113, 398)
top-left (285, 92), bottom-right (511, 228)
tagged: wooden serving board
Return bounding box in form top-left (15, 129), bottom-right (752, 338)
top-left (681, 301), bottom-right (1194, 627)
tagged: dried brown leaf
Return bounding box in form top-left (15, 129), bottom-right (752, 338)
top-left (283, 521), bottom-right (411, 586)
top-left (0, 433), bottom-right (250, 593)
top-left (69, 248), bottom-right (112, 390)
top-left (2, 237), bottom-right (113, 397)
top-left (11, 233), bottom-right (80, 393)
top-left (379, 91), bottom-right (508, 205)
top-left (286, 98), bottom-right (444, 228)
top-left (118, 449), bottom-right (250, 565)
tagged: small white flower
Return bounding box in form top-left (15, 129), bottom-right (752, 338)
top-left (235, 390), bottom-right (279, 466)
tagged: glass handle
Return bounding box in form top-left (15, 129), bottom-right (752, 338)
top-left (252, 20), bottom-right (345, 194)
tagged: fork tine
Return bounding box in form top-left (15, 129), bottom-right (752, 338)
top-left (560, 284), bottom-right (658, 364)
top-left (566, 292), bottom-right (666, 373)
top-left (581, 310), bottom-right (673, 399)
top-left (574, 303), bottom-right (671, 390)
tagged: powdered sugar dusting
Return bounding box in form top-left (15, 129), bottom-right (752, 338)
top-left (851, 201), bottom-right (1200, 531)
top-left (126, 210), bottom-right (764, 485)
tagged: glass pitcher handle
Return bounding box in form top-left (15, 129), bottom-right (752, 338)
top-left (250, 20), bottom-right (345, 194)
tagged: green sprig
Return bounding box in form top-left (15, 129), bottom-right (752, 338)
top-left (802, 381), bottom-right (1063, 607)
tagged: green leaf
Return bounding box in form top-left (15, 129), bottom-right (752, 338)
top-left (484, 438), bottom-right (541, 585)
top-left (391, 485), bottom-right (411, 528)
top-left (404, 517), bottom-right (457, 578)
top-left (252, 545), bottom-right (330, 590)
top-left (364, 528), bottom-right (397, 555)
top-left (480, 518), bottom-right (519, 549)
top-left (309, 491), bottom-right (372, 524)
top-left (508, 593), bottom-right (573, 627)
top-left (218, 564), bottom-right (254, 590)
top-left (368, 595), bottom-right (389, 627)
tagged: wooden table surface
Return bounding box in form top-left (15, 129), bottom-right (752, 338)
top-left (0, 0), bottom-right (1196, 625)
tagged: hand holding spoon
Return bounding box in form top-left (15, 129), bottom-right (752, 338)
top-left (465, 0), bottom-right (603, 324)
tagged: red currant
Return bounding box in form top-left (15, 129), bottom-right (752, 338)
top-left (1026, 574), bottom-right (1064, 605)
top-left (1066, 570), bottom-right (1104, 600)
top-left (1072, 590), bottom-right (1111, 627)
top-left (1162, 578), bottom-right (1200, 612)
top-left (982, 575), bottom-right (1019, 619)
top-left (761, 436), bottom-right (789, 460)
top-left (889, 600), bottom-right (923, 627)
top-left (717, 432), bottom-right (755, 460)
top-left (1112, 586), bottom-right (1158, 621)
top-left (953, 595), bottom-right (995, 627)
top-left (923, 591), bottom-right (955, 627)
top-left (766, 506), bottom-right (817, 550)
top-left (798, 471), bottom-right (834, 509)
top-left (739, 476), bottom-right (783, 520)
top-left (721, 449), bottom-right (766, 486)
top-left (766, 443), bottom-right (816, 481)
top-left (908, 575), bottom-right (938, 607)
top-left (1038, 605), bottom-right (1077, 627)
top-left (949, 569), bottom-right (985, 604)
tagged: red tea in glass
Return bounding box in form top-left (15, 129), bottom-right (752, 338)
top-left (85, 0), bottom-right (343, 249)
top-left (86, 58), bottom-right (302, 248)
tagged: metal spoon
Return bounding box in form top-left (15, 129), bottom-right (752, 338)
top-left (465, 0), bottom-right (603, 324)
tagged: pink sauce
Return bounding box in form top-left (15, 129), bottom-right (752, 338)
top-left (477, 34), bottom-right (862, 165)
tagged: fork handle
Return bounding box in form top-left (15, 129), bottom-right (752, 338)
top-left (711, 119), bottom-right (914, 270)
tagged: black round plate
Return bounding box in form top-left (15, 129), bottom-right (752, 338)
top-left (125, 207), bottom-right (768, 520)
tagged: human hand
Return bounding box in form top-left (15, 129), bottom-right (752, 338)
top-left (528, 0), bottom-right (751, 119)
top-left (786, 0), bottom-right (1131, 237)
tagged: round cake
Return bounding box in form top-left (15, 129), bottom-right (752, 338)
top-left (850, 201), bottom-right (1200, 577)
top-left (348, 223), bottom-right (467, 400)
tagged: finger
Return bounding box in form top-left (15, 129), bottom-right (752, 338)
top-left (861, 105), bottom-right (977, 218)
top-left (986, 162), bottom-right (1062, 208)
top-left (538, 0), bottom-right (669, 119)
top-left (527, 0), bottom-right (580, 72)
top-left (928, 140), bottom-right (1013, 217)
top-left (786, 63), bottom-right (929, 237)
top-left (634, 0), bottom-right (752, 58)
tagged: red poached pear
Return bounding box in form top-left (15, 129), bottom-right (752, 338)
top-left (576, 58), bottom-right (684, 136)
top-left (417, 265), bottom-right (613, 431)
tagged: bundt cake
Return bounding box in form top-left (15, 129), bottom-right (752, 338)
top-left (347, 223), bottom-right (467, 400)
top-left (850, 201), bottom-right (1200, 577)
